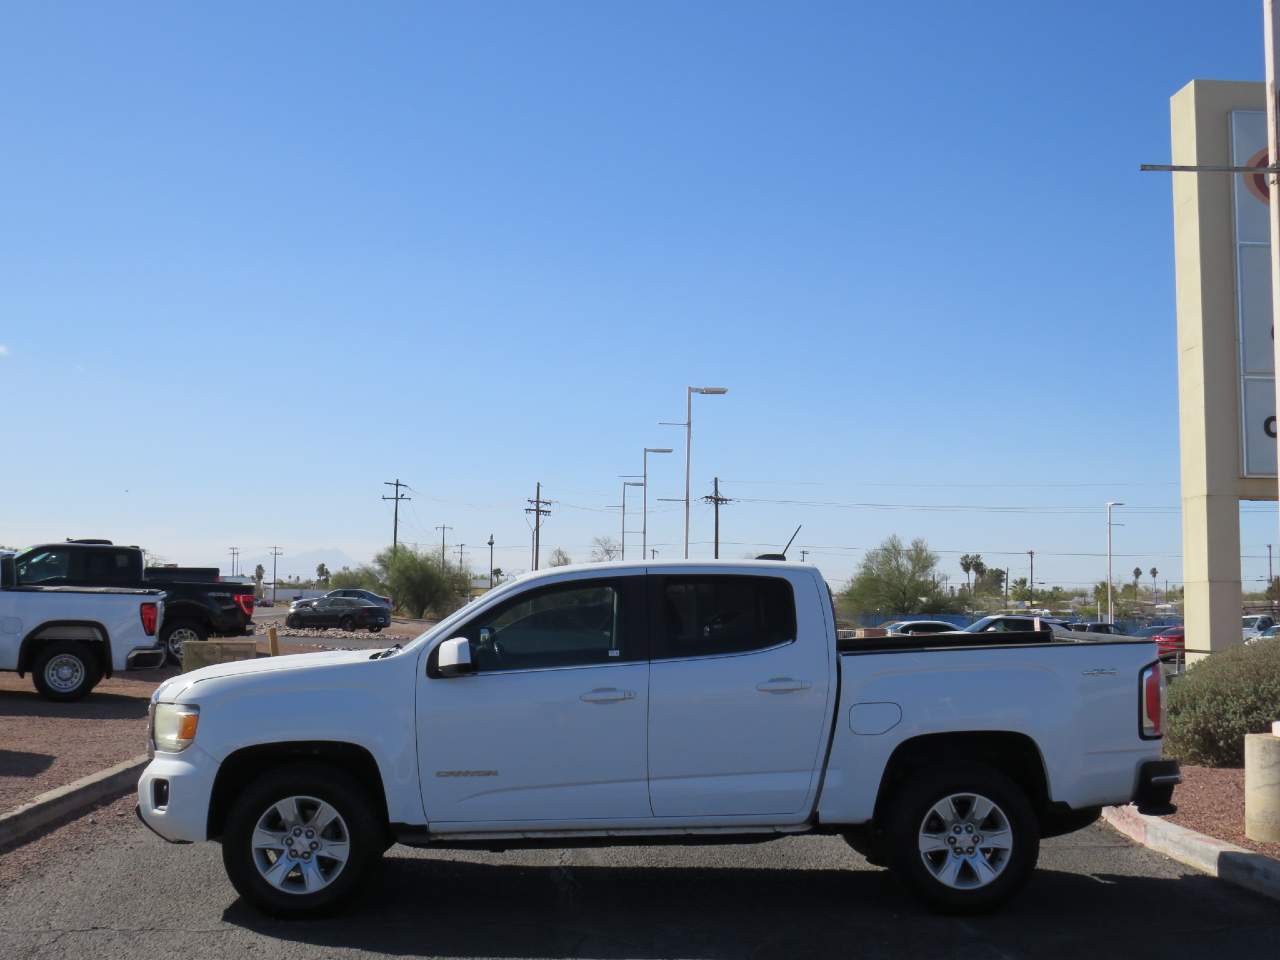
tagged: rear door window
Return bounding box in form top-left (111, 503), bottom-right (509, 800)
top-left (654, 575), bottom-right (796, 659)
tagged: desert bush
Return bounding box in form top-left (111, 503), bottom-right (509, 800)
top-left (1164, 637), bottom-right (1280, 767)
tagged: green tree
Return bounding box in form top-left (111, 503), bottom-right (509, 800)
top-left (254, 563), bottom-right (265, 584)
top-left (315, 562), bottom-right (330, 584)
top-left (970, 556), bottom-right (987, 593)
top-left (841, 536), bottom-right (952, 615)
top-left (329, 565), bottom-right (385, 592)
top-left (1150, 566), bottom-right (1159, 602)
top-left (1010, 577), bottom-right (1031, 602)
top-left (959, 554), bottom-right (975, 594)
top-left (374, 546), bottom-right (469, 618)
top-left (549, 548), bottom-right (572, 567)
top-left (491, 567), bottom-right (505, 584)
top-left (1132, 566), bottom-right (1142, 601)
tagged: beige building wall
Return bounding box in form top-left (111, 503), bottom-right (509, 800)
top-left (1171, 80), bottom-right (1272, 661)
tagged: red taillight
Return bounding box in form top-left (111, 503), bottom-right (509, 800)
top-left (1141, 664), bottom-right (1163, 738)
top-left (140, 602), bottom-right (159, 636)
top-left (233, 594), bottom-right (254, 618)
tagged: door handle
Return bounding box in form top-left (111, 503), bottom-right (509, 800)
top-left (756, 677), bottom-right (811, 694)
top-left (580, 687), bottom-right (635, 703)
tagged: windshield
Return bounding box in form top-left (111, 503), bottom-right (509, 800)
top-left (962, 616), bottom-right (1001, 633)
top-left (1244, 617), bottom-right (1262, 628)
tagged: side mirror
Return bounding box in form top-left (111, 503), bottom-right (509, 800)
top-left (437, 636), bottom-right (474, 677)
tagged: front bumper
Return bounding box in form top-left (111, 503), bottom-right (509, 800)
top-left (1134, 758), bottom-right (1181, 814)
top-left (136, 748), bottom-right (219, 843)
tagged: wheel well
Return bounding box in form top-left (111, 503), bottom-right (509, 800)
top-left (18, 621), bottom-right (112, 679)
top-left (872, 731), bottom-right (1050, 824)
top-left (206, 741), bottom-right (391, 840)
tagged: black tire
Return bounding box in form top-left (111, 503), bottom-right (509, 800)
top-left (285, 615), bottom-right (300, 629)
top-left (885, 764), bottom-right (1038, 913)
top-left (161, 619), bottom-right (208, 666)
top-left (339, 616), bottom-right (355, 633)
top-left (368, 626), bottom-right (382, 634)
top-left (31, 640), bottom-right (102, 702)
top-left (222, 762), bottom-right (384, 918)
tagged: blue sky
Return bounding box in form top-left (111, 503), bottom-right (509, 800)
top-left (1, 1), bottom-right (1274, 590)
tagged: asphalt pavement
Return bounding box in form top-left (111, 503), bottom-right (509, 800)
top-left (1, 807), bottom-right (1277, 960)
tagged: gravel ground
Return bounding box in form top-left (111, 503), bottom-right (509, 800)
top-left (0, 670), bottom-right (173, 811)
top-left (1166, 764), bottom-right (1280, 858)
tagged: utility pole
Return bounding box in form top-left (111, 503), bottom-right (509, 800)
top-left (1004, 568), bottom-right (1010, 608)
top-left (799, 549), bottom-right (809, 562)
top-left (526, 482), bottom-right (551, 570)
top-left (1269, 544), bottom-right (1274, 586)
top-left (456, 543), bottom-right (465, 571)
top-left (487, 535), bottom-right (495, 588)
top-left (269, 546), bottom-right (283, 605)
top-left (383, 479), bottom-right (411, 552)
top-left (650, 549), bottom-right (658, 559)
top-left (701, 476), bottom-right (732, 559)
top-left (619, 476), bottom-right (643, 561)
top-left (228, 547), bottom-right (239, 578)
top-left (1027, 550), bottom-right (1035, 608)
top-left (1106, 501), bottom-right (1124, 624)
top-left (435, 525), bottom-right (452, 566)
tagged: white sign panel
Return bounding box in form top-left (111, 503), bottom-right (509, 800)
top-left (1232, 110), bottom-right (1277, 477)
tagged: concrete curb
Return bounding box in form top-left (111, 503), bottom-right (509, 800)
top-left (0, 755), bottom-right (148, 850)
top-left (1103, 804), bottom-right (1280, 903)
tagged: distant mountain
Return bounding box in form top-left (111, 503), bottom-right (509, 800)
top-left (240, 547), bottom-right (366, 583)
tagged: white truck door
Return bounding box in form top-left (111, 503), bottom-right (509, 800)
top-left (647, 571), bottom-right (832, 818)
top-left (417, 574), bottom-right (652, 826)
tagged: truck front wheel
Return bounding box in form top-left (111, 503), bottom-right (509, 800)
top-left (222, 763), bottom-right (383, 917)
top-left (32, 640), bottom-right (102, 702)
top-left (885, 764), bottom-right (1038, 913)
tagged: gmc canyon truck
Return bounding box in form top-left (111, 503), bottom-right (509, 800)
top-left (0, 554), bottom-right (165, 700)
top-left (136, 561), bottom-right (1177, 916)
top-left (11, 541), bottom-right (255, 663)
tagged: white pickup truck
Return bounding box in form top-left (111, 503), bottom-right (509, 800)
top-left (137, 561), bottom-right (1177, 916)
top-left (0, 554), bottom-right (166, 699)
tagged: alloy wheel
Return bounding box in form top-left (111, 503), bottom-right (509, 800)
top-left (917, 792), bottom-right (1013, 890)
top-left (250, 795), bottom-right (351, 895)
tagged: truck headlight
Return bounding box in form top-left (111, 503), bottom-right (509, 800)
top-left (152, 703), bottom-right (200, 753)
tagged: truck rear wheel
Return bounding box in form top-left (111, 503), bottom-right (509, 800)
top-left (161, 619), bottom-right (207, 665)
top-left (32, 640), bottom-right (102, 702)
top-left (885, 764), bottom-right (1038, 913)
top-left (222, 763), bottom-right (383, 917)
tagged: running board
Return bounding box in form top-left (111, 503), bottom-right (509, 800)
top-left (392, 823), bottom-right (812, 850)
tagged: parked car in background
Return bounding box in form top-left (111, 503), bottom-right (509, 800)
top-left (256, 597), bottom-right (274, 608)
top-left (139, 560), bottom-right (1176, 917)
top-left (0, 553), bottom-right (165, 700)
top-left (325, 588), bottom-right (393, 608)
top-left (964, 615), bottom-right (1073, 636)
top-left (11, 541), bottom-right (255, 664)
top-left (1068, 622), bottom-right (1131, 636)
top-left (285, 597), bottom-right (390, 632)
top-left (881, 619), bottom-right (960, 635)
top-left (1242, 615), bottom-right (1275, 640)
top-left (1150, 626), bottom-right (1185, 661)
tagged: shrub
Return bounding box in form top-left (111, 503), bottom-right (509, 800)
top-left (1165, 637), bottom-right (1280, 767)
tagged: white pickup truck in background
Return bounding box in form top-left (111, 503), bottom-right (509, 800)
top-left (0, 553), bottom-right (166, 700)
top-left (137, 561), bottom-right (1177, 916)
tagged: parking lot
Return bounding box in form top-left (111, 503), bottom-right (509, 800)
top-left (1, 798), bottom-right (1278, 960)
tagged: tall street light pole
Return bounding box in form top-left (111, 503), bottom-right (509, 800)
top-left (487, 534), bottom-right (494, 589)
top-left (1106, 501), bottom-right (1125, 624)
top-left (662, 386), bottom-right (728, 559)
top-left (642, 447), bottom-right (672, 558)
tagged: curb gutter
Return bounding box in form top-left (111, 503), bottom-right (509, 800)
top-left (0, 755), bottom-right (149, 850)
top-left (1103, 804), bottom-right (1280, 903)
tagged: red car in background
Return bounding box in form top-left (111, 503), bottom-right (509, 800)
top-left (1151, 626), bottom-right (1184, 661)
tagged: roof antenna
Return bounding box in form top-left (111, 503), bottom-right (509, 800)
top-left (756, 525), bottom-right (802, 561)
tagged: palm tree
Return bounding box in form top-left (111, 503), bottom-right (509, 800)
top-left (1132, 566), bottom-right (1142, 604)
top-left (959, 554), bottom-right (974, 594)
top-left (1150, 567), bottom-right (1159, 604)
top-left (971, 557), bottom-right (987, 595)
